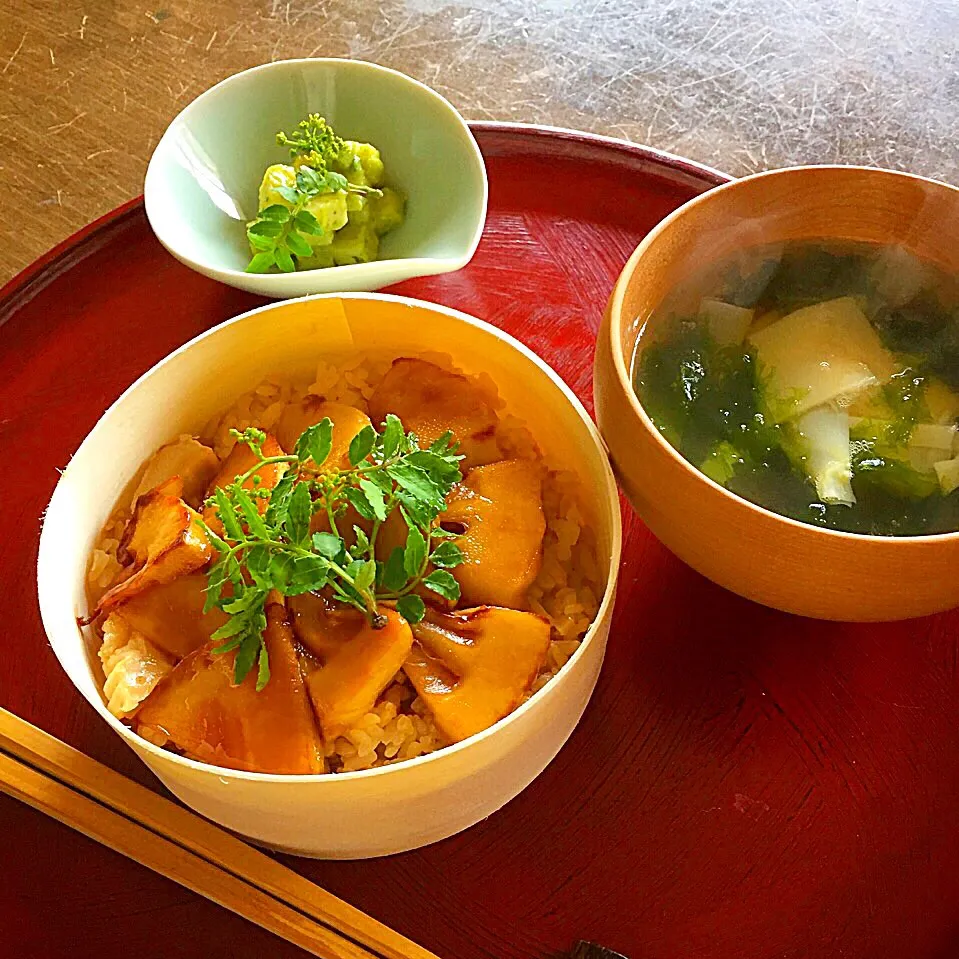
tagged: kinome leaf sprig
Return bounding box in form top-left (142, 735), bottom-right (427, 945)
top-left (246, 115), bottom-right (382, 274)
top-left (200, 416), bottom-right (464, 690)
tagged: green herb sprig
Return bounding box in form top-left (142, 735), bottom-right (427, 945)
top-left (276, 114), bottom-right (351, 170)
top-left (246, 115), bottom-right (382, 274)
top-left (201, 416), bottom-right (464, 689)
top-left (246, 198), bottom-right (324, 274)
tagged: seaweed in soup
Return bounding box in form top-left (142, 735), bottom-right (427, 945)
top-left (633, 239), bottom-right (959, 536)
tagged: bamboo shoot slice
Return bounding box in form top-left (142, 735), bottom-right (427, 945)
top-left (748, 297), bottom-right (898, 422)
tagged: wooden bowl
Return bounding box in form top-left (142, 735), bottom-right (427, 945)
top-left (39, 293), bottom-right (621, 858)
top-left (595, 165), bottom-right (959, 621)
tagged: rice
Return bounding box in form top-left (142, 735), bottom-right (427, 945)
top-left (98, 614), bottom-right (173, 719)
top-left (86, 510), bottom-right (129, 598)
top-left (318, 673), bottom-right (447, 772)
top-left (91, 352), bottom-right (604, 774)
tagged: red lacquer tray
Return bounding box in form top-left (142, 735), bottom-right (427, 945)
top-left (2, 124), bottom-right (958, 959)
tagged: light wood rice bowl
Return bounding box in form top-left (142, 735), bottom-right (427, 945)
top-left (38, 293), bottom-right (621, 858)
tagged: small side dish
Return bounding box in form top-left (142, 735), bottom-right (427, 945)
top-left (85, 354), bottom-right (600, 775)
top-left (143, 59), bottom-right (488, 299)
top-left (633, 240), bottom-right (959, 536)
top-left (246, 115), bottom-right (406, 274)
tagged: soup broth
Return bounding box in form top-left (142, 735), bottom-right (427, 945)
top-left (632, 240), bottom-right (959, 536)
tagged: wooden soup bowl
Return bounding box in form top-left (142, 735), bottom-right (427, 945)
top-left (595, 165), bottom-right (959, 621)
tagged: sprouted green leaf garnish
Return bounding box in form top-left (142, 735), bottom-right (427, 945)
top-left (276, 113), bottom-right (351, 169)
top-left (200, 416), bottom-right (464, 689)
top-left (245, 115), bottom-right (383, 274)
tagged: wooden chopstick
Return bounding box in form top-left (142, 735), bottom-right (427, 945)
top-left (0, 750), bottom-right (377, 958)
top-left (0, 708), bottom-right (441, 959)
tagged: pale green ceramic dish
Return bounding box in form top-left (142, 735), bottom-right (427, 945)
top-left (144, 59), bottom-right (488, 298)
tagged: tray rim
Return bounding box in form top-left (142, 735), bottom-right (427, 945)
top-left (4, 122), bottom-right (953, 959)
top-left (0, 121), bottom-right (731, 318)
top-left (471, 120), bottom-right (731, 184)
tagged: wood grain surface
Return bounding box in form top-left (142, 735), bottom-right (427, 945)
top-left (2, 129), bottom-right (958, 959)
top-left (1, 0), bottom-right (958, 286)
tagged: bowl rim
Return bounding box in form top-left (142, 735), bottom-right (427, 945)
top-left (143, 57), bottom-right (489, 286)
top-left (606, 162), bottom-right (959, 547)
top-left (39, 291), bottom-right (622, 785)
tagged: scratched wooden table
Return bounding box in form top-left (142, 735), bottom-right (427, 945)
top-left (1, 0), bottom-right (958, 286)
top-left (2, 3), bottom-right (959, 959)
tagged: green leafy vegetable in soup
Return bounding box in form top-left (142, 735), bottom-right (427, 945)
top-left (633, 241), bottom-right (959, 536)
top-left (246, 114), bottom-right (406, 273)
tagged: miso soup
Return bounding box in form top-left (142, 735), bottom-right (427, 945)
top-left (632, 240), bottom-right (959, 536)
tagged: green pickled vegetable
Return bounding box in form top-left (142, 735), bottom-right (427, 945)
top-left (244, 114), bottom-right (406, 273)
